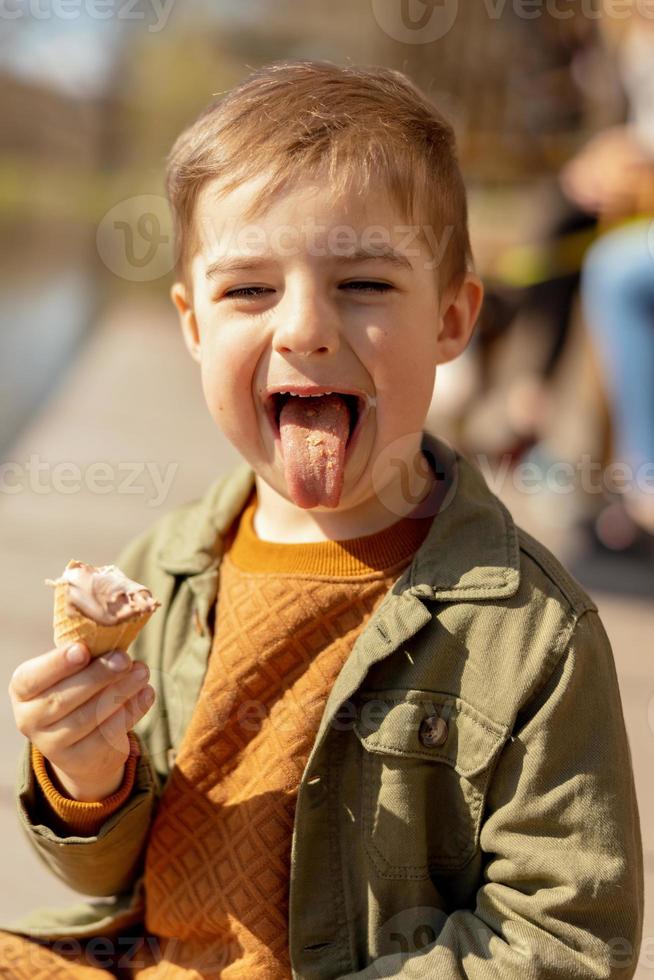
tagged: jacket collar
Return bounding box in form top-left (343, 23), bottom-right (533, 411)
top-left (156, 431), bottom-right (521, 602)
top-left (409, 431), bottom-right (521, 601)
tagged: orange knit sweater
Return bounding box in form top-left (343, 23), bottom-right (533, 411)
top-left (29, 488), bottom-right (437, 978)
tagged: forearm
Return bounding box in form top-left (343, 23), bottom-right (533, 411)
top-left (48, 761), bottom-right (126, 802)
top-left (31, 736), bottom-right (138, 836)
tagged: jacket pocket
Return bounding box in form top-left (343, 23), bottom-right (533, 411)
top-left (354, 690), bottom-right (509, 879)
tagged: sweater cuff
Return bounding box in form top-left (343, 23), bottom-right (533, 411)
top-left (31, 732), bottom-right (140, 836)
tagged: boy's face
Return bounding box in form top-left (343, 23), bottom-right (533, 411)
top-left (172, 174), bottom-right (482, 520)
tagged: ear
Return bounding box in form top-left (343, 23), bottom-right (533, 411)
top-left (170, 281), bottom-right (201, 364)
top-left (435, 273), bottom-right (484, 366)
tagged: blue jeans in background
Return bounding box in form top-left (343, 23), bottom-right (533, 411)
top-left (581, 219), bottom-right (654, 505)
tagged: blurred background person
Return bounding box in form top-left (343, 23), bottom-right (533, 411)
top-left (561, 7), bottom-right (654, 574)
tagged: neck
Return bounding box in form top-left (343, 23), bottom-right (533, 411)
top-left (252, 450), bottom-right (443, 544)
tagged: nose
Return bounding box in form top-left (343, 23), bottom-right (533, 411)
top-left (272, 278), bottom-right (340, 356)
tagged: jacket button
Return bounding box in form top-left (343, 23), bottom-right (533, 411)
top-left (419, 714), bottom-right (448, 748)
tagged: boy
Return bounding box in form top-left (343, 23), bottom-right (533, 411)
top-left (3, 60), bottom-right (643, 978)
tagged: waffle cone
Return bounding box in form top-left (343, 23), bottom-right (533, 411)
top-left (52, 577), bottom-right (156, 657)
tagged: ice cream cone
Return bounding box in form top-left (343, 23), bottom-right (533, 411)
top-left (47, 559), bottom-right (160, 657)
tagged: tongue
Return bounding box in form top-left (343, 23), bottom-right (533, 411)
top-left (278, 394), bottom-right (351, 508)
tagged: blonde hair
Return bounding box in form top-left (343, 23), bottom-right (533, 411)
top-left (165, 59), bottom-right (472, 293)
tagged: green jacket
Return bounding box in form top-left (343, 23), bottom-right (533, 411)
top-left (6, 431), bottom-right (644, 978)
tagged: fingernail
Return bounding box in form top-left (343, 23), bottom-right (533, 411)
top-left (141, 686), bottom-right (155, 706)
top-left (106, 650), bottom-right (130, 671)
top-left (66, 644), bottom-right (87, 665)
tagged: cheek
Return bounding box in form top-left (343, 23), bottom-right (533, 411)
top-left (199, 364), bottom-right (222, 424)
top-left (364, 319), bottom-right (436, 391)
top-left (192, 305), bottom-right (261, 431)
top-left (364, 326), bottom-right (437, 432)
top-left (198, 340), bottom-right (260, 434)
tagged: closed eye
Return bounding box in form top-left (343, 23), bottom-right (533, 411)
top-left (224, 286), bottom-right (273, 299)
top-left (341, 281), bottom-right (393, 293)
top-left (224, 281), bottom-right (393, 300)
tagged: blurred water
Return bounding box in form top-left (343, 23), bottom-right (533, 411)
top-left (0, 0), bottom-right (264, 100)
top-left (0, 266), bottom-right (98, 458)
top-left (0, 7), bottom-right (127, 99)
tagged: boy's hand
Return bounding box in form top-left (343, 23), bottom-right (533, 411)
top-left (8, 642), bottom-right (155, 802)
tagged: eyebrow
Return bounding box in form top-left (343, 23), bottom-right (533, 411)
top-left (336, 247), bottom-right (413, 271)
top-left (204, 245), bottom-right (413, 280)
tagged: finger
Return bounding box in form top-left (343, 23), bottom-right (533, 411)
top-left (64, 685), bottom-right (155, 769)
top-left (100, 685), bottom-right (156, 747)
top-left (37, 664), bottom-right (150, 753)
top-left (9, 643), bottom-right (91, 702)
top-left (19, 650), bottom-right (135, 731)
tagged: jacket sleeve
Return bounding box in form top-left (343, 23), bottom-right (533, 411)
top-left (343, 608), bottom-right (645, 979)
top-left (15, 731), bottom-right (162, 898)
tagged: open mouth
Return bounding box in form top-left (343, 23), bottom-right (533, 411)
top-left (264, 391), bottom-right (369, 451)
